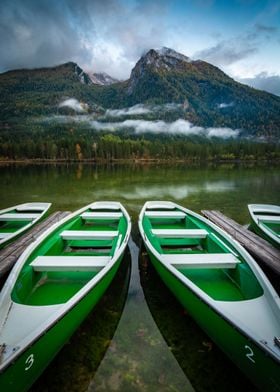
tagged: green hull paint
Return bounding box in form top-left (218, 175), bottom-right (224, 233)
top-left (0, 254), bottom-right (122, 392)
top-left (0, 202), bottom-right (131, 391)
top-left (250, 220), bottom-right (280, 250)
top-left (147, 250), bottom-right (280, 391)
top-left (0, 203), bottom-right (51, 250)
top-left (139, 201), bottom-right (280, 391)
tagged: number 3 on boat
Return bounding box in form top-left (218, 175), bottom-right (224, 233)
top-left (0, 201), bottom-right (131, 392)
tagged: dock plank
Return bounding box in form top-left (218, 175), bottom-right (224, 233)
top-left (201, 210), bottom-right (280, 276)
top-left (0, 211), bottom-right (71, 278)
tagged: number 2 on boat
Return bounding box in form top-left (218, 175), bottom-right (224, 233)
top-left (245, 345), bottom-right (255, 363)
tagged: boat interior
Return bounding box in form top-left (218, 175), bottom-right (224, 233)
top-left (11, 205), bottom-right (128, 306)
top-left (0, 206), bottom-right (44, 240)
top-left (251, 206), bottom-right (280, 237)
top-left (143, 206), bottom-right (264, 302)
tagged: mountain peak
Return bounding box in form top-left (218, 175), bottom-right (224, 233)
top-left (89, 72), bottom-right (119, 85)
top-left (140, 47), bottom-right (192, 69)
top-left (128, 47), bottom-right (193, 94)
top-left (154, 47), bottom-right (191, 63)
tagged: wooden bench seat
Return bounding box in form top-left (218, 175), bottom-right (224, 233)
top-left (0, 213), bottom-right (39, 221)
top-left (255, 215), bottom-right (280, 223)
top-left (16, 206), bottom-right (45, 212)
top-left (160, 253), bottom-right (240, 269)
top-left (81, 212), bottom-right (122, 220)
top-left (30, 255), bottom-right (110, 271)
top-left (152, 229), bottom-right (208, 238)
top-left (145, 211), bottom-right (186, 219)
top-left (60, 230), bottom-right (118, 241)
top-left (146, 203), bottom-right (175, 210)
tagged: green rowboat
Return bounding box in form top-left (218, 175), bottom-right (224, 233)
top-left (139, 201), bottom-right (280, 391)
top-left (248, 204), bottom-right (280, 249)
top-left (0, 201), bottom-right (131, 391)
top-left (0, 202), bottom-right (51, 249)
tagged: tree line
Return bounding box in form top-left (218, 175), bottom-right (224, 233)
top-left (0, 125), bottom-right (279, 162)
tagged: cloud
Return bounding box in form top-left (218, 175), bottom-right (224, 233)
top-left (217, 102), bottom-right (234, 109)
top-left (93, 181), bottom-right (235, 201)
top-left (254, 23), bottom-right (278, 33)
top-left (105, 104), bottom-right (152, 117)
top-left (195, 41), bottom-right (257, 66)
top-left (238, 72), bottom-right (280, 96)
top-left (0, 0), bottom-right (170, 78)
top-left (45, 116), bottom-right (240, 138)
top-left (104, 103), bottom-right (183, 117)
top-left (58, 98), bottom-right (89, 113)
top-left (98, 118), bottom-right (240, 138)
top-left (195, 23), bottom-right (279, 68)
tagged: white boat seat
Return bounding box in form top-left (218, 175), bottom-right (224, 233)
top-left (145, 211), bottom-right (186, 219)
top-left (81, 212), bottom-right (122, 220)
top-left (89, 203), bottom-right (120, 210)
top-left (161, 253), bottom-right (240, 269)
top-left (0, 233), bottom-right (11, 239)
top-left (60, 230), bottom-right (118, 241)
top-left (152, 229), bottom-right (208, 238)
top-left (30, 256), bottom-right (110, 271)
top-left (255, 215), bottom-right (280, 223)
top-left (146, 203), bottom-right (176, 210)
top-left (16, 206), bottom-right (45, 212)
top-left (0, 213), bottom-right (39, 221)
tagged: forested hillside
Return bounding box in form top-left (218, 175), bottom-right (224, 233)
top-left (0, 47), bottom-right (279, 161)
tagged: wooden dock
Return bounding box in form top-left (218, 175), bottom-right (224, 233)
top-left (202, 210), bottom-right (280, 278)
top-left (0, 211), bottom-right (70, 281)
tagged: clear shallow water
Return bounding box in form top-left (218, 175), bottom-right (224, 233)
top-left (1, 162), bottom-right (279, 391)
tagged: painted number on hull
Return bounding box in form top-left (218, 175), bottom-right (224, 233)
top-left (25, 354), bottom-right (34, 371)
top-left (245, 345), bottom-right (255, 363)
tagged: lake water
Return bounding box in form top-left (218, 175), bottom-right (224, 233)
top-left (1, 162), bottom-right (279, 391)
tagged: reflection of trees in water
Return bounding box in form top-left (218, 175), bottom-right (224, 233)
top-left (76, 163), bottom-right (83, 179)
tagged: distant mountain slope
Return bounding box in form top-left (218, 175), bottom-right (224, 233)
top-left (89, 72), bottom-right (119, 85)
top-left (0, 48), bottom-right (280, 140)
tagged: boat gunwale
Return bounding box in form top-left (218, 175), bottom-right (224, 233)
top-left (139, 200), bottom-right (280, 364)
top-left (0, 202), bottom-right (52, 247)
top-left (0, 201), bottom-right (131, 372)
top-left (248, 204), bottom-right (280, 246)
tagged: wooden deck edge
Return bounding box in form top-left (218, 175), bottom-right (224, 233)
top-left (0, 211), bottom-right (71, 277)
top-left (201, 210), bottom-right (280, 275)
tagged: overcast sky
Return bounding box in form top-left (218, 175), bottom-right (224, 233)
top-left (1, 0), bottom-right (280, 94)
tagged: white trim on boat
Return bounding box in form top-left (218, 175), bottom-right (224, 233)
top-left (255, 215), bottom-right (280, 223)
top-left (0, 233), bottom-right (11, 240)
top-left (248, 204), bottom-right (280, 246)
top-left (0, 201), bottom-right (131, 370)
top-left (0, 202), bottom-right (51, 247)
top-left (0, 213), bottom-right (40, 221)
top-left (139, 201), bottom-right (280, 362)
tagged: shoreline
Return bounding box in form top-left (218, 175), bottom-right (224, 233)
top-left (0, 157), bottom-right (280, 165)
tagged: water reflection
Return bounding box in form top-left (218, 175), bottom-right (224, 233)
top-left (87, 237), bottom-right (194, 392)
top-left (93, 181), bottom-right (235, 200)
top-left (139, 242), bottom-right (258, 392)
top-left (30, 251), bottom-right (131, 392)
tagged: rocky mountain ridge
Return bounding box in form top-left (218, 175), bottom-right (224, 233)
top-left (0, 47), bottom-right (280, 140)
